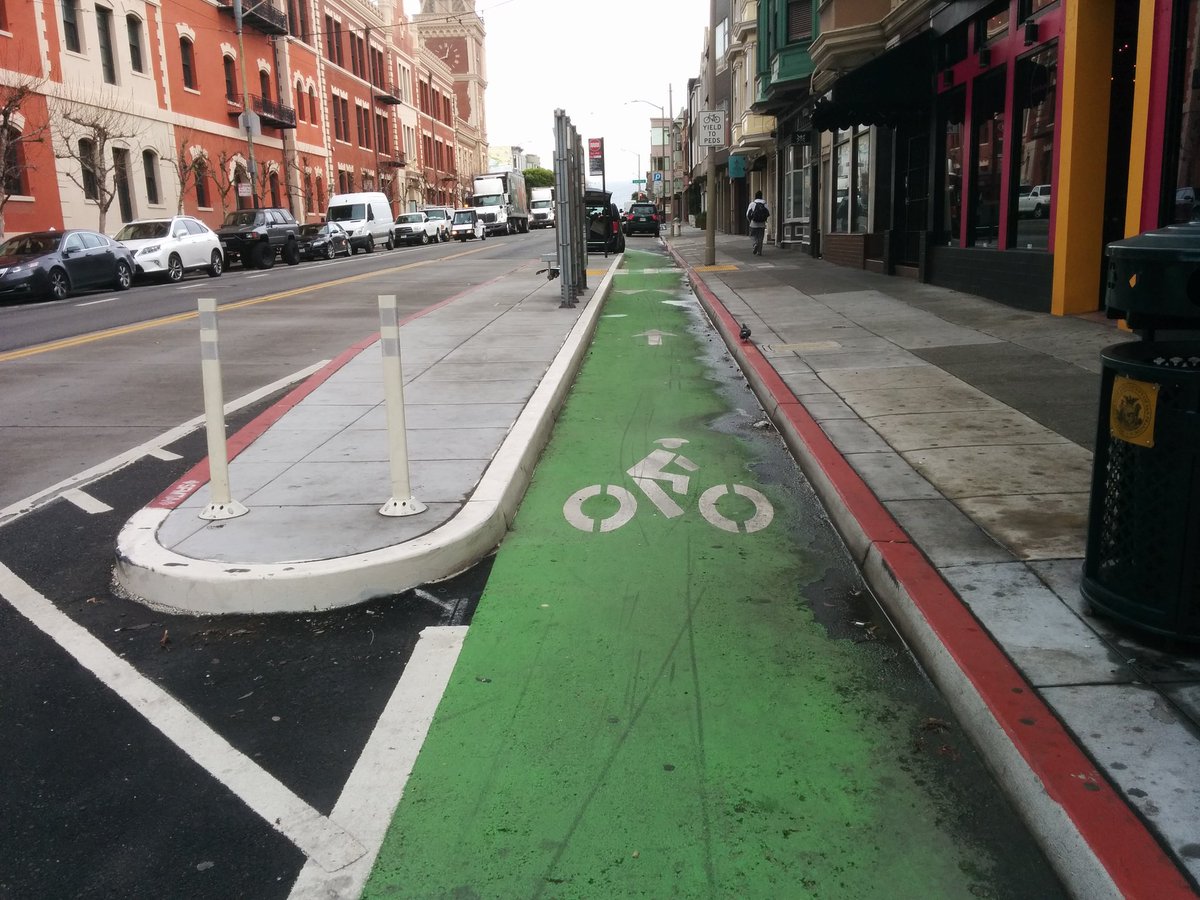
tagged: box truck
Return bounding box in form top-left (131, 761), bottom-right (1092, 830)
top-left (472, 170), bottom-right (529, 235)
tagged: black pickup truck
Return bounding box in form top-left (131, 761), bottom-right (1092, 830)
top-left (215, 208), bottom-right (302, 269)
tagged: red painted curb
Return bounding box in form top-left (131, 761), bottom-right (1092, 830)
top-left (675, 247), bottom-right (1196, 898)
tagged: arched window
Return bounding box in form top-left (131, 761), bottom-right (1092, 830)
top-left (269, 170), bottom-right (281, 207)
top-left (126, 14), bottom-right (144, 73)
top-left (234, 163), bottom-right (250, 209)
top-left (78, 137), bottom-right (98, 199)
top-left (224, 56), bottom-right (238, 102)
top-left (195, 158), bottom-right (210, 208)
top-left (303, 172), bottom-right (313, 212)
top-left (3, 126), bottom-right (26, 195)
top-left (308, 87), bottom-right (317, 124)
top-left (294, 81), bottom-right (305, 121)
top-left (259, 70), bottom-right (271, 102)
top-left (142, 149), bottom-right (159, 205)
top-left (180, 37), bottom-right (196, 89)
top-left (316, 176), bottom-right (325, 210)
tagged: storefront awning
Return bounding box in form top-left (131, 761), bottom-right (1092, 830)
top-left (813, 31), bottom-right (935, 131)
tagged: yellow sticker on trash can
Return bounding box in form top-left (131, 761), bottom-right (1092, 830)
top-left (1110, 374), bottom-right (1159, 448)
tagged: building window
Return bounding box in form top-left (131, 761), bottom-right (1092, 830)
top-left (316, 176), bottom-right (325, 209)
top-left (1013, 45), bottom-right (1057, 250)
top-left (142, 149), bottom-right (159, 205)
top-left (939, 89), bottom-right (966, 244)
top-left (3, 126), bottom-right (26, 195)
top-left (259, 70), bottom-right (272, 102)
top-left (787, 0), bottom-right (812, 42)
top-left (126, 14), bottom-right (144, 73)
top-left (96, 6), bottom-right (116, 83)
top-left (180, 37), bottom-right (196, 89)
top-left (224, 58), bottom-right (237, 102)
top-left (269, 171), bottom-right (281, 207)
top-left (971, 69), bottom-right (1006, 247)
top-left (833, 130), bottom-right (850, 232)
top-left (79, 137), bottom-right (98, 200)
top-left (195, 159), bottom-right (210, 207)
top-left (309, 88), bottom-right (318, 124)
top-left (113, 147), bottom-right (132, 222)
top-left (304, 172), bottom-right (313, 211)
top-left (0, 1), bottom-right (9, 31)
top-left (62, 0), bottom-right (81, 52)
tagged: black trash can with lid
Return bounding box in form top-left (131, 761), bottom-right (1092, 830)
top-left (1082, 224), bottom-right (1200, 640)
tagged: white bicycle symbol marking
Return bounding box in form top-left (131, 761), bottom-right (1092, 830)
top-left (563, 438), bottom-right (774, 534)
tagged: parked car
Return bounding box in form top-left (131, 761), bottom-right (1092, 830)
top-left (0, 229), bottom-right (134, 301)
top-left (421, 206), bottom-right (455, 242)
top-left (1018, 184), bottom-right (1052, 218)
top-left (215, 207), bottom-right (301, 269)
top-left (296, 222), bottom-right (351, 259)
top-left (326, 192), bottom-right (394, 253)
top-left (585, 189), bottom-right (625, 255)
top-left (623, 201), bottom-right (661, 237)
top-left (450, 208), bottom-right (487, 241)
top-left (1175, 186), bottom-right (1197, 223)
top-left (393, 212), bottom-right (441, 246)
top-left (114, 216), bottom-right (223, 282)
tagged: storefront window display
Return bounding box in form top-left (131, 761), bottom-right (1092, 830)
top-left (785, 143), bottom-right (812, 244)
top-left (829, 126), bottom-right (870, 233)
top-left (834, 131), bottom-right (851, 233)
top-left (972, 70), bottom-right (1006, 247)
top-left (855, 132), bottom-right (870, 232)
top-left (1013, 45), bottom-right (1057, 249)
top-left (939, 89), bottom-right (965, 245)
top-left (1170, 0), bottom-right (1200, 223)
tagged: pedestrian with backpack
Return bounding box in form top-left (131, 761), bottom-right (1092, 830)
top-left (747, 190), bottom-right (770, 255)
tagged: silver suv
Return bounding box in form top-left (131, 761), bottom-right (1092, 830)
top-left (420, 206), bottom-right (454, 242)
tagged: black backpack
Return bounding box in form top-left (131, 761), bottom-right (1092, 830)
top-left (750, 202), bottom-right (769, 224)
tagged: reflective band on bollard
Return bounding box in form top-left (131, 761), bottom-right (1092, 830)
top-left (197, 298), bottom-right (248, 520)
top-left (378, 295), bottom-right (427, 517)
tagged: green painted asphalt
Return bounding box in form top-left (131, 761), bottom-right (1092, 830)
top-left (363, 250), bottom-right (1055, 899)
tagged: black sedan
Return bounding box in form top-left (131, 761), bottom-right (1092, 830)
top-left (0, 229), bottom-right (134, 301)
top-left (297, 222), bottom-right (351, 260)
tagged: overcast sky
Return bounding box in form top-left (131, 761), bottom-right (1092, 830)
top-left (403, 0), bottom-right (712, 202)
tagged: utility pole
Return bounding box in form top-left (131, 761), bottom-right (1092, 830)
top-left (705, 0), bottom-right (716, 265)
top-left (668, 82), bottom-right (675, 233)
top-left (234, 0), bottom-right (259, 208)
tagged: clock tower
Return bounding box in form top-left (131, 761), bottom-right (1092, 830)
top-left (414, 0), bottom-right (488, 180)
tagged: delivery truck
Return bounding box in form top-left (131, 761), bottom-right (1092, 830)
top-left (529, 186), bottom-right (555, 229)
top-left (471, 169), bottom-right (530, 235)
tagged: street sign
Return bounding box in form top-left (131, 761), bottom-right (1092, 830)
top-left (588, 137), bottom-right (604, 176)
top-left (653, 171), bottom-right (662, 182)
top-left (698, 110), bottom-right (725, 148)
top-left (632, 179), bottom-right (646, 184)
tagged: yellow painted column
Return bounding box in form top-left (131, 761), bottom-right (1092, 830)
top-left (1124, 0), bottom-right (1158, 237)
top-left (1052, 0), bottom-right (1116, 315)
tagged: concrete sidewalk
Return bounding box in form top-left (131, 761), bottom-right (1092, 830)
top-left (112, 227), bottom-right (1200, 896)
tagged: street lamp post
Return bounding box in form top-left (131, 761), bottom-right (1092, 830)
top-left (233, 0), bottom-right (263, 208)
top-left (626, 98), bottom-right (667, 217)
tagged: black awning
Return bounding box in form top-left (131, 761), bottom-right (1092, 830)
top-left (813, 30), bottom-right (935, 131)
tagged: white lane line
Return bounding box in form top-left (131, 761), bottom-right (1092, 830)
top-left (61, 488), bottom-right (112, 514)
top-left (148, 448), bottom-right (182, 461)
top-left (75, 297), bottom-right (118, 306)
top-left (0, 563), bottom-right (367, 871)
top-left (0, 361), bottom-right (327, 527)
top-left (287, 625), bottom-right (467, 897)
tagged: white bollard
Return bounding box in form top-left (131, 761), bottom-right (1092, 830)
top-left (196, 298), bottom-right (248, 521)
top-left (378, 295), bottom-right (427, 518)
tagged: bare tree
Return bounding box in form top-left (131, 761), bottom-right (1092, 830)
top-left (163, 125), bottom-right (202, 213)
top-left (208, 150), bottom-right (248, 216)
top-left (0, 74), bottom-right (52, 239)
top-left (52, 94), bottom-right (148, 232)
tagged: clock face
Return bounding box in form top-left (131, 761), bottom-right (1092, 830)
top-left (432, 39), bottom-right (463, 70)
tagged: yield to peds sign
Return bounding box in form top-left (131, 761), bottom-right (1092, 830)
top-left (698, 111), bottom-right (726, 147)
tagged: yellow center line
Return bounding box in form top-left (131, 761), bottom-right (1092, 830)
top-left (0, 247), bottom-right (489, 364)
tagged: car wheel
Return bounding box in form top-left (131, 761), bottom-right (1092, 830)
top-left (208, 249), bottom-right (224, 277)
top-left (284, 241), bottom-right (300, 266)
top-left (365, 238), bottom-right (375, 253)
top-left (420, 232), bottom-right (429, 245)
top-left (385, 234), bottom-right (395, 251)
top-left (254, 242), bottom-right (275, 269)
top-left (440, 229), bottom-right (449, 242)
top-left (1034, 204), bottom-right (1045, 219)
top-left (48, 267), bottom-right (70, 300)
top-left (165, 254), bottom-right (184, 283)
top-left (114, 260), bottom-right (133, 291)
top-left (324, 243), bottom-right (335, 260)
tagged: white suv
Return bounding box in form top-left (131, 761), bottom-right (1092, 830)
top-left (393, 212), bottom-right (441, 246)
top-left (114, 216), bottom-right (224, 281)
top-left (420, 206), bottom-right (454, 242)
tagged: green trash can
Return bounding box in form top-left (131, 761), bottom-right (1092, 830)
top-left (1081, 341), bottom-right (1200, 640)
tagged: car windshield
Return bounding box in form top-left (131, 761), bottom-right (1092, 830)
top-left (1018, 185), bottom-right (1032, 197)
top-left (0, 233), bottom-right (61, 255)
top-left (396, 214), bottom-right (423, 224)
top-left (328, 204), bottom-right (365, 223)
top-left (423, 209), bottom-right (448, 220)
top-left (453, 211), bottom-right (476, 224)
top-left (473, 193), bottom-right (503, 206)
top-left (222, 211), bottom-right (263, 227)
top-left (531, 200), bottom-right (552, 209)
top-left (115, 221), bottom-right (171, 240)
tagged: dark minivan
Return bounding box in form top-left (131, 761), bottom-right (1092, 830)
top-left (584, 189), bottom-right (625, 256)
top-left (624, 202), bottom-right (661, 237)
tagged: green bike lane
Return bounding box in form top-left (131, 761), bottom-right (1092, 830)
top-left (363, 249), bottom-right (1064, 899)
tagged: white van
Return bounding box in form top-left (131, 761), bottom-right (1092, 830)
top-left (326, 192), bottom-right (394, 253)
